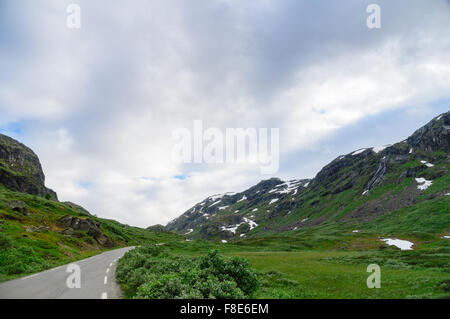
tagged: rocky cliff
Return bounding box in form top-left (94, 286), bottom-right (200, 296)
top-left (0, 134), bottom-right (57, 199)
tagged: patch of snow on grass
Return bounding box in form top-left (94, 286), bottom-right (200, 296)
top-left (237, 195), bottom-right (247, 202)
top-left (362, 190), bottom-right (369, 196)
top-left (381, 238), bottom-right (414, 250)
top-left (409, 148), bottom-right (413, 154)
top-left (243, 218), bottom-right (258, 230)
top-left (442, 236), bottom-right (450, 239)
top-left (269, 198), bottom-right (279, 205)
top-left (185, 229), bottom-right (193, 235)
top-left (415, 177), bottom-right (432, 190)
top-left (221, 240), bottom-right (227, 243)
top-left (352, 230), bottom-right (360, 233)
top-left (252, 208), bottom-right (258, 212)
top-left (304, 182), bottom-right (310, 188)
top-left (218, 205), bottom-right (229, 210)
top-left (221, 224), bottom-right (240, 234)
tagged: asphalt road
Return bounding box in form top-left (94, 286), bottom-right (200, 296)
top-left (0, 246), bottom-right (135, 299)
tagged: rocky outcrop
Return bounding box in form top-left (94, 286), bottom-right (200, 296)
top-left (407, 111), bottom-right (450, 152)
top-left (7, 200), bottom-right (29, 216)
top-left (58, 216), bottom-right (114, 247)
top-left (147, 224), bottom-right (167, 232)
top-left (0, 134), bottom-right (57, 199)
top-left (64, 202), bottom-right (92, 216)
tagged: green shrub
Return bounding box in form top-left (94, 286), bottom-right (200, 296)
top-left (117, 246), bottom-right (259, 299)
top-left (0, 245), bottom-right (46, 275)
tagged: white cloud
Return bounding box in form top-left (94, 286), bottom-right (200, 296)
top-left (0, 0), bottom-right (449, 227)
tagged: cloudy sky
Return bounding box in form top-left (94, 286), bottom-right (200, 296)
top-left (1, 0), bottom-right (449, 227)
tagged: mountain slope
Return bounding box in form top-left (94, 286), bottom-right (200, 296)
top-left (166, 111), bottom-right (450, 241)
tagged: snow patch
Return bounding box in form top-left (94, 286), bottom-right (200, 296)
top-left (269, 198), bottom-right (279, 205)
top-left (221, 240), bottom-right (227, 243)
top-left (352, 230), bottom-right (360, 233)
top-left (352, 148), bottom-right (367, 155)
top-left (237, 195), bottom-right (247, 202)
top-left (221, 218), bottom-right (258, 234)
top-left (252, 208), bottom-right (258, 212)
top-left (415, 177), bottom-right (433, 190)
top-left (218, 205), bottom-right (229, 210)
top-left (442, 236), bottom-right (450, 239)
top-left (372, 145), bottom-right (390, 154)
top-left (209, 200), bottom-right (221, 207)
top-left (381, 238), bottom-right (414, 250)
top-left (362, 190), bottom-right (369, 196)
top-left (185, 229), bottom-right (193, 235)
top-left (243, 218), bottom-right (258, 230)
top-left (420, 160), bottom-right (434, 167)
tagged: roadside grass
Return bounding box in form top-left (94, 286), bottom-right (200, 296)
top-left (225, 251), bottom-right (450, 299)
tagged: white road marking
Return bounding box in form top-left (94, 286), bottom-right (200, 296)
top-left (104, 276), bottom-right (108, 285)
top-left (101, 292), bottom-right (107, 299)
top-left (106, 268), bottom-right (110, 273)
top-left (109, 263), bottom-right (113, 267)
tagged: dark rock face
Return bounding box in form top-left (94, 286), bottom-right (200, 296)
top-left (0, 134), bottom-right (57, 199)
top-left (407, 111), bottom-right (450, 152)
top-left (58, 216), bottom-right (114, 247)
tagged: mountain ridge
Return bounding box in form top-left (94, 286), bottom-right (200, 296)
top-left (164, 111), bottom-right (450, 241)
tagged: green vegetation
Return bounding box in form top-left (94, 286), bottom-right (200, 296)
top-left (117, 245), bottom-right (259, 299)
top-left (0, 185), bottom-right (182, 282)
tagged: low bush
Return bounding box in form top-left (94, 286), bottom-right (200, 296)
top-left (116, 245), bottom-right (259, 299)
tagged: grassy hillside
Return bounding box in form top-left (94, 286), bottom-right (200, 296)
top-left (0, 185), bottom-right (182, 282)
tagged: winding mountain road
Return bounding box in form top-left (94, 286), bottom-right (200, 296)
top-left (0, 246), bottom-right (134, 299)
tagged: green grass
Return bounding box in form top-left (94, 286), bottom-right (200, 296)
top-left (0, 185), bottom-right (182, 282)
top-left (227, 251), bottom-right (449, 298)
